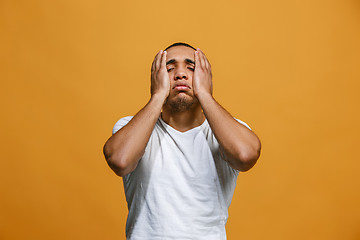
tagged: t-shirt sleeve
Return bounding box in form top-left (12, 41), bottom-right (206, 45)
top-left (234, 118), bottom-right (252, 131)
top-left (112, 116), bottom-right (134, 135)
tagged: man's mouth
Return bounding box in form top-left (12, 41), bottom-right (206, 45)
top-left (173, 83), bottom-right (191, 91)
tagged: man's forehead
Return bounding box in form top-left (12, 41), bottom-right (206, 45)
top-left (166, 46), bottom-right (195, 59)
top-left (166, 58), bottom-right (195, 65)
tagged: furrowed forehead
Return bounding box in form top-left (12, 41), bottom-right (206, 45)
top-left (166, 58), bottom-right (195, 65)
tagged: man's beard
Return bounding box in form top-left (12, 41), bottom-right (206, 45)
top-left (165, 93), bottom-right (197, 114)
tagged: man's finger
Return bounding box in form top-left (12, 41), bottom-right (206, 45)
top-left (151, 58), bottom-right (156, 72)
top-left (195, 50), bottom-right (201, 69)
top-left (198, 49), bottom-right (207, 69)
top-left (155, 50), bottom-right (163, 70)
top-left (160, 50), bottom-right (167, 69)
top-left (151, 51), bottom-right (160, 72)
top-left (152, 50), bottom-right (161, 72)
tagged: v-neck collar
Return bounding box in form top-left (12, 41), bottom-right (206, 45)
top-left (158, 116), bottom-right (207, 135)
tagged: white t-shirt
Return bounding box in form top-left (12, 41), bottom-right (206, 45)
top-left (112, 116), bottom-right (251, 240)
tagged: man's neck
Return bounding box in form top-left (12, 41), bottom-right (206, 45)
top-left (161, 105), bottom-right (205, 133)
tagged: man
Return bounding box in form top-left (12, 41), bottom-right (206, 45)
top-left (103, 42), bottom-right (261, 239)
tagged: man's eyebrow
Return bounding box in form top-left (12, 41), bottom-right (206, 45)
top-left (185, 58), bottom-right (195, 65)
top-left (166, 59), bottom-right (176, 65)
top-left (166, 58), bottom-right (195, 65)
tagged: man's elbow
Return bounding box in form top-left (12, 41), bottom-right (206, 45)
top-left (103, 144), bottom-right (136, 177)
top-left (106, 154), bottom-right (136, 177)
top-left (236, 142), bottom-right (261, 172)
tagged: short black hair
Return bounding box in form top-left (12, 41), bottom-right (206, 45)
top-left (164, 42), bottom-right (196, 51)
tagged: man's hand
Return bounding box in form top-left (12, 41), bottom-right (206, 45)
top-left (104, 50), bottom-right (170, 177)
top-left (193, 49), bottom-right (213, 97)
top-left (193, 48), bottom-right (261, 172)
top-left (151, 50), bottom-right (170, 99)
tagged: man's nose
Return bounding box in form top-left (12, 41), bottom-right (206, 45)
top-left (174, 69), bottom-right (188, 80)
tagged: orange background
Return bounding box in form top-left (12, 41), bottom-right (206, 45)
top-left (1, 0), bottom-right (359, 239)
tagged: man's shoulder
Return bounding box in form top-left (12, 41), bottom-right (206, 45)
top-left (112, 116), bottom-right (134, 135)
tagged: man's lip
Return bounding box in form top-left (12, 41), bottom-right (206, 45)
top-left (173, 85), bottom-right (190, 90)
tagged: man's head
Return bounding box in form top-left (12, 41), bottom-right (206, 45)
top-left (165, 42), bottom-right (196, 51)
top-left (163, 43), bottom-right (198, 113)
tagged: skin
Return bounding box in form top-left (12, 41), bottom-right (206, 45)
top-left (103, 46), bottom-right (261, 177)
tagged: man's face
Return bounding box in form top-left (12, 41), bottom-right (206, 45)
top-left (164, 46), bottom-right (197, 112)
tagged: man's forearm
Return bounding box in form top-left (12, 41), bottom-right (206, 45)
top-left (197, 93), bottom-right (261, 172)
top-left (103, 94), bottom-right (165, 176)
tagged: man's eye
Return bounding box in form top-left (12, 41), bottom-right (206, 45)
top-left (188, 67), bottom-right (194, 71)
top-left (167, 68), bottom-right (174, 72)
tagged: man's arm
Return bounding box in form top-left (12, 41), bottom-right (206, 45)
top-left (193, 49), bottom-right (261, 172)
top-left (103, 50), bottom-right (169, 177)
